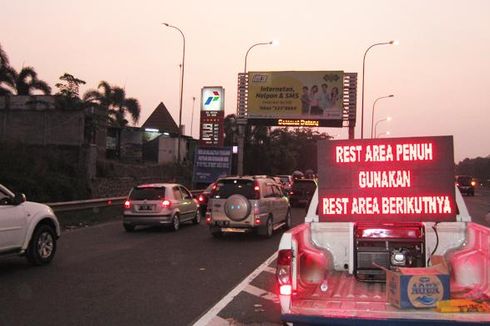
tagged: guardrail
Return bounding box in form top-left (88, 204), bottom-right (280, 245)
top-left (47, 190), bottom-right (203, 213)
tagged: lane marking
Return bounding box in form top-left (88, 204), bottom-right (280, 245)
top-left (263, 266), bottom-right (276, 274)
top-left (193, 251), bottom-right (278, 326)
top-left (243, 284), bottom-right (277, 302)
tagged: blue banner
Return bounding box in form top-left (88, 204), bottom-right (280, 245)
top-left (192, 147), bottom-right (232, 184)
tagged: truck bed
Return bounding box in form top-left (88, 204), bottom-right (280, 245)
top-left (286, 271), bottom-right (490, 324)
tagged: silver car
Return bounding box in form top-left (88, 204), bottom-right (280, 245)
top-left (123, 183), bottom-right (200, 232)
top-left (206, 176), bottom-right (291, 238)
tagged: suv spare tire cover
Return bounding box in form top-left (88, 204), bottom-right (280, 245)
top-left (224, 194), bottom-right (252, 222)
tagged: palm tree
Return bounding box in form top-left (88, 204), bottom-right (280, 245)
top-left (11, 66), bottom-right (51, 95)
top-left (0, 43), bottom-right (15, 95)
top-left (83, 81), bottom-right (140, 126)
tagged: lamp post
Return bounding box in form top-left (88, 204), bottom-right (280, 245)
top-left (370, 94), bottom-right (394, 138)
top-left (361, 40), bottom-right (397, 139)
top-left (377, 131), bottom-right (391, 138)
top-left (163, 22), bottom-right (185, 164)
top-left (374, 117), bottom-right (392, 139)
top-left (190, 96), bottom-right (196, 139)
top-left (237, 40), bottom-right (275, 176)
top-left (244, 41), bottom-right (275, 73)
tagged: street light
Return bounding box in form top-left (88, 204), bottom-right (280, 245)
top-left (377, 131), bottom-right (391, 138)
top-left (244, 41), bottom-right (276, 73)
top-left (370, 94), bottom-right (394, 138)
top-left (191, 96), bottom-right (196, 139)
top-left (374, 117), bottom-right (392, 139)
top-left (361, 40), bottom-right (397, 139)
top-left (237, 40), bottom-right (276, 176)
top-left (163, 22), bottom-right (185, 164)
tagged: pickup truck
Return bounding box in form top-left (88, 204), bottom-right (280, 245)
top-left (276, 136), bottom-right (490, 325)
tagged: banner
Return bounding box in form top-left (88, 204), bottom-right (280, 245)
top-left (247, 71), bottom-right (344, 121)
top-left (317, 136), bottom-right (457, 222)
top-left (192, 147), bottom-right (232, 184)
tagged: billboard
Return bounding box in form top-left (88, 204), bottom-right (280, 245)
top-left (192, 147), bottom-right (232, 184)
top-left (247, 71), bottom-right (344, 125)
top-left (317, 136), bottom-right (457, 222)
top-left (200, 87), bottom-right (225, 146)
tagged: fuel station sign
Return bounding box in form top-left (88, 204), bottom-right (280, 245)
top-left (200, 87), bottom-right (225, 147)
top-left (317, 136), bottom-right (457, 222)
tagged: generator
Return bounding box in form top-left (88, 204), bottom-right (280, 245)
top-left (354, 222), bottom-right (426, 282)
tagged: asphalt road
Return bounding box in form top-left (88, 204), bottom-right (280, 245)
top-left (1, 190), bottom-right (488, 326)
top-left (0, 207), bottom-right (307, 326)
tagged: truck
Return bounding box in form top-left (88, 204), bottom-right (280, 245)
top-left (276, 136), bottom-right (490, 325)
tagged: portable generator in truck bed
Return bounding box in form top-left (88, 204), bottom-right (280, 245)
top-left (354, 222), bottom-right (426, 281)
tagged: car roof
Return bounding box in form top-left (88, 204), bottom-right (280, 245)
top-left (133, 183), bottom-right (182, 188)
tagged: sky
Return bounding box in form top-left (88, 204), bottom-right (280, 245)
top-left (1, 0), bottom-right (489, 163)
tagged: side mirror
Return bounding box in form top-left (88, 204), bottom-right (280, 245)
top-left (13, 193), bottom-right (26, 205)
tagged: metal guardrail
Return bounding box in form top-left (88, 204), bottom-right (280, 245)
top-left (47, 190), bottom-right (203, 213)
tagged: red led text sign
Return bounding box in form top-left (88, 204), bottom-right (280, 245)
top-left (317, 136), bottom-right (456, 222)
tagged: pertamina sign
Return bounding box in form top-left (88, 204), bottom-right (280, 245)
top-left (200, 86), bottom-right (225, 147)
top-left (317, 136), bottom-right (456, 222)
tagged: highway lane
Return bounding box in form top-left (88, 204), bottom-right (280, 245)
top-left (0, 191), bottom-right (488, 326)
top-left (0, 207), bottom-right (307, 326)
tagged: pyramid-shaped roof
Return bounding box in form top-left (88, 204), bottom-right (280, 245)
top-left (142, 102), bottom-right (179, 134)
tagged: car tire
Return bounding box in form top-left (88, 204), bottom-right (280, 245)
top-left (170, 214), bottom-right (180, 231)
top-left (259, 217), bottom-right (273, 238)
top-left (124, 224), bottom-right (135, 232)
top-left (192, 210), bottom-right (201, 224)
top-left (26, 224), bottom-right (57, 266)
top-left (284, 209), bottom-right (292, 229)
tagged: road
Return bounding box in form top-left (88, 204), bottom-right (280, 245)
top-left (1, 191), bottom-right (488, 325)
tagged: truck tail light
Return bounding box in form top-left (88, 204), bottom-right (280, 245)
top-left (161, 200), bottom-right (171, 208)
top-left (205, 211), bottom-right (212, 224)
top-left (277, 249), bottom-right (292, 296)
top-left (124, 200), bottom-right (131, 209)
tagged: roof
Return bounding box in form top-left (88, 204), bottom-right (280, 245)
top-left (141, 102), bottom-right (179, 134)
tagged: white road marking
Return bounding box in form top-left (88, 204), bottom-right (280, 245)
top-left (263, 266), bottom-right (276, 274)
top-left (193, 251), bottom-right (278, 326)
top-left (243, 284), bottom-right (277, 302)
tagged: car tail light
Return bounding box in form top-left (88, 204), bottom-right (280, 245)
top-left (471, 181), bottom-right (476, 187)
top-left (124, 200), bottom-right (131, 209)
top-left (255, 217), bottom-right (261, 225)
top-left (276, 249), bottom-right (292, 296)
top-left (198, 195), bottom-right (204, 202)
top-left (161, 200), bottom-right (171, 208)
top-left (205, 211), bottom-right (212, 224)
top-left (254, 181), bottom-right (261, 199)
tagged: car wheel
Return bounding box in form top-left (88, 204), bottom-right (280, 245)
top-left (192, 210), bottom-right (201, 224)
top-left (259, 217), bottom-right (273, 238)
top-left (284, 209), bottom-right (292, 229)
top-left (26, 224), bottom-right (57, 265)
top-left (124, 224), bottom-right (135, 232)
top-left (171, 214), bottom-right (180, 231)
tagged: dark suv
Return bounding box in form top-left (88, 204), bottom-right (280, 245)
top-left (456, 175), bottom-right (475, 196)
top-left (206, 176), bottom-right (291, 238)
top-left (289, 179), bottom-right (317, 207)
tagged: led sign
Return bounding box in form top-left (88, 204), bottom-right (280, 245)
top-left (317, 136), bottom-right (456, 222)
top-left (277, 119), bottom-right (320, 127)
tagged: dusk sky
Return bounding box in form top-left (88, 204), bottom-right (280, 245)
top-left (2, 0), bottom-right (489, 162)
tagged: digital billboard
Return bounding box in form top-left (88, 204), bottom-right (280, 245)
top-left (317, 136), bottom-right (457, 222)
top-left (247, 71), bottom-right (344, 126)
top-left (200, 86), bottom-right (225, 146)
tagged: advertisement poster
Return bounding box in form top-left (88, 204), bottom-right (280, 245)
top-left (247, 71), bottom-right (344, 121)
top-left (317, 136), bottom-right (456, 222)
top-left (192, 147), bottom-right (232, 184)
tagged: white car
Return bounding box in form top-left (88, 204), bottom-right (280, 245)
top-left (0, 184), bottom-right (61, 265)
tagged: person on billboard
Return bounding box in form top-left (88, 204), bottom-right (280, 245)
top-left (319, 83), bottom-right (331, 113)
top-left (309, 85), bottom-right (322, 115)
top-left (301, 86), bottom-right (310, 114)
top-left (324, 86), bottom-right (341, 118)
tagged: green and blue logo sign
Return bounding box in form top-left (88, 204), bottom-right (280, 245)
top-left (201, 87), bottom-right (224, 111)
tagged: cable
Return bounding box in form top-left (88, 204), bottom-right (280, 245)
top-left (427, 222), bottom-right (440, 266)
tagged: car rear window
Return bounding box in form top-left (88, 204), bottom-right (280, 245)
top-left (457, 176), bottom-right (472, 186)
top-left (130, 187), bottom-right (166, 200)
top-left (212, 180), bottom-right (256, 199)
top-left (278, 176), bottom-right (290, 184)
top-left (293, 180), bottom-right (316, 191)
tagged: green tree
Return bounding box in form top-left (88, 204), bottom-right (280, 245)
top-left (55, 73), bottom-right (86, 109)
top-left (0, 43), bottom-right (16, 95)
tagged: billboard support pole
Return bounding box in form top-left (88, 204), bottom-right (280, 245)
top-left (237, 120), bottom-right (246, 176)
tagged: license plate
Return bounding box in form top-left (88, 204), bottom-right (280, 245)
top-left (139, 205), bottom-right (153, 211)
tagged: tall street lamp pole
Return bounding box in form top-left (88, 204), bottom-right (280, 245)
top-left (374, 117), bottom-right (392, 139)
top-left (163, 22), bottom-right (185, 164)
top-left (361, 40), bottom-right (397, 139)
top-left (191, 96), bottom-right (196, 139)
top-left (370, 94), bottom-right (394, 138)
top-left (237, 41), bottom-right (275, 176)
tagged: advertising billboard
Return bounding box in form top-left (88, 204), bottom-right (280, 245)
top-left (200, 87), bottom-right (225, 146)
top-left (247, 71), bottom-right (344, 126)
top-left (192, 147), bottom-right (232, 184)
top-left (317, 136), bottom-right (456, 222)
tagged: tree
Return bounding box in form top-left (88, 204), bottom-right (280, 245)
top-left (0, 43), bottom-right (16, 95)
top-left (11, 66), bottom-right (51, 95)
top-left (55, 73), bottom-right (86, 109)
top-left (83, 81), bottom-right (140, 126)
